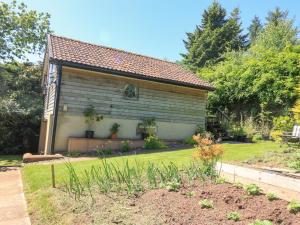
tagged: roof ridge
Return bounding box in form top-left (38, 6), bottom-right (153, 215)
top-left (49, 34), bottom-right (182, 66)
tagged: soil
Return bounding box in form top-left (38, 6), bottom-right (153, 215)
top-left (35, 182), bottom-right (300, 225)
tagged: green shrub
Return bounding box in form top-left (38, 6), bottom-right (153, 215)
top-left (266, 192), bottom-right (278, 201)
top-left (199, 199), bottom-right (214, 208)
top-left (120, 140), bottom-right (131, 152)
top-left (227, 211), bottom-right (240, 221)
top-left (252, 133), bottom-right (263, 142)
top-left (249, 220), bottom-right (273, 225)
top-left (184, 136), bottom-right (197, 145)
top-left (195, 124), bottom-right (205, 135)
top-left (144, 135), bottom-right (166, 149)
top-left (244, 184), bottom-right (261, 196)
top-left (272, 116), bottom-right (294, 132)
top-left (165, 181), bottom-right (181, 191)
top-left (96, 148), bottom-right (112, 156)
top-left (288, 161), bottom-right (300, 172)
top-left (287, 200), bottom-right (300, 213)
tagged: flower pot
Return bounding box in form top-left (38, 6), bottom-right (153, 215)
top-left (111, 133), bottom-right (118, 139)
top-left (85, 130), bottom-right (94, 138)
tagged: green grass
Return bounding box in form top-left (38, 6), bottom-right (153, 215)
top-left (22, 141), bottom-right (282, 192)
top-left (0, 155), bottom-right (22, 166)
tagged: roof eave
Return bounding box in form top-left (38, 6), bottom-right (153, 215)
top-left (49, 58), bottom-right (215, 91)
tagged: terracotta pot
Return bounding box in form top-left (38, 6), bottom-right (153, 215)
top-left (111, 133), bottom-right (118, 139)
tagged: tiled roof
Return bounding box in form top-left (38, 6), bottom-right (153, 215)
top-left (48, 34), bottom-right (214, 90)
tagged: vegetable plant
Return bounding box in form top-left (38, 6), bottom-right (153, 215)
top-left (199, 199), bottom-right (214, 209)
top-left (227, 211), bottom-right (240, 221)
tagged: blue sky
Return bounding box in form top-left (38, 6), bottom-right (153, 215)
top-left (11, 0), bottom-right (300, 62)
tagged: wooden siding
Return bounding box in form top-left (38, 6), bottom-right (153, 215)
top-left (59, 69), bottom-right (207, 124)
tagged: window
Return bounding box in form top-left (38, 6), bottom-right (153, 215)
top-left (123, 84), bottom-right (138, 99)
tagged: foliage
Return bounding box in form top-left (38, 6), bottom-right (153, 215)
top-left (96, 148), bottom-right (112, 156)
top-left (249, 220), bottom-right (273, 225)
top-left (291, 83), bottom-right (300, 123)
top-left (184, 191), bottom-right (196, 198)
top-left (120, 140), bottom-right (131, 153)
top-left (184, 136), bottom-right (197, 145)
top-left (0, 1), bottom-right (51, 61)
top-left (144, 135), bottom-right (166, 149)
top-left (287, 160), bottom-right (300, 172)
top-left (165, 181), bottom-right (181, 192)
top-left (244, 184), bottom-right (261, 196)
top-left (272, 116), bottom-right (294, 132)
top-left (287, 200), bottom-right (300, 213)
top-left (227, 211), bottom-right (240, 221)
top-left (215, 177), bottom-right (226, 184)
top-left (195, 124), bottom-right (205, 135)
top-left (242, 118), bottom-right (257, 140)
top-left (193, 134), bottom-right (224, 178)
top-left (266, 192), bottom-right (278, 201)
top-left (138, 117), bottom-right (156, 136)
top-left (83, 105), bottom-right (103, 130)
top-left (0, 62), bottom-right (43, 153)
top-left (199, 199), bottom-right (214, 209)
top-left (269, 130), bottom-right (283, 142)
top-left (110, 123), bottom-right (120, 134)
top-left (233, 182), bottom-right (243, 189)
top-left (252, 133), bottom-right (263, 143)
top-left (248, 16), bottom-right (263, 44)
top-left (182, 2), bottom-right (247, 70)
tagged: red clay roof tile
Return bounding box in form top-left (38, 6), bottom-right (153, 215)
top-left (48, 34), bottom-right (214, 90)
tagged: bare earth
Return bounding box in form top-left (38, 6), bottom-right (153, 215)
top-left (30, 182), bottom-right (300, 225)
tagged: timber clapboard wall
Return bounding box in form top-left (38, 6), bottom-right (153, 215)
top-left (52, 67), bottom-right (208, 151)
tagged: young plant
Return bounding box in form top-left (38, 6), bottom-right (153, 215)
top-left (233, 182), bottom-right (243, 189)
top-left (227, 211), bottom-right (240, 221)
top-left (199, 199), bottom-right (214, 209)
top-left (249, 220), bottom-right (273, 225)
top-left (266, 192), bottom-right (278, 201)
top-left (165, 181), bottom-right (181, 192)
top-left (193, 134), bottom-right (224, 179)
top-left (244, 184), bottom-right (261, 196)
top-left (144, 135), bottom-right (166, 149)
top-left (110, 123), bottom-right (120, 135)
top-left (185, 191), bottom-right (196, 198)
top-left (215, 177), bottom-right (226, 184)
top-left (83, 105), bottom-right (103, 130)
top-left (287, 200), bottom-right (300, 214)
top-left (120, 140), bottom-right (131, 152)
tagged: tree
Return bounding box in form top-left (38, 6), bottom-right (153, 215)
top-left (248, 16), bottom-right (263, 44)
top-left (0, 0), bottom-right (51, 61)
top-left (182, 1), bottom-right (247, 70)
top-left (266, 7), bottom-right (288, 26)
top-left (0, 62), bottom-right (43, 153)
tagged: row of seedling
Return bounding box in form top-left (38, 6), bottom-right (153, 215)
top-left (63, 160), bottom-right (215, 199)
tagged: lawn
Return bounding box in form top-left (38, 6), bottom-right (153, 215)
top-left (22, 141), bottom-right (282, 192)
top-left (0, 155), bottom-right (22, 166)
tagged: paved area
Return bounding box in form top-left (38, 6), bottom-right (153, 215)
top-left (0, 167), bottom-right (31, 225)
top-left (217, 162), bottom-right (300, 201)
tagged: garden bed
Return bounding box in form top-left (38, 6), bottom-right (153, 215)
top-left (28, 182), bottom-right (300, 225)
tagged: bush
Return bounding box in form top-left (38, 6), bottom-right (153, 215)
top-left (266, 193), bottom-right (278, 201)
top-left (195, 124), bottom-right (205, 135)
top-left (184, 136), bottom-right (197, 145)
top-left (120, 140), bottom-right (131, 152)
top-left (227, 211), bottom-right (240, 221)
top-left (272, 116), bottom-right (294, 132)
top-left (244, 184), bottom-right (261, 196)
top-left (249, 220), bottom-right (273, 225)
top-left (199, 199), bottom-right (213, 208)
top-left (287, 161), bottom-right (300, 172)
top-left (144, 135), bottom-right (166, 149)
top-left (269, 130), bottom-right (283, 142)
top-left (252, 133), bottom-right (263, 142)
top-left (287, 200), bottom-right (300, 213)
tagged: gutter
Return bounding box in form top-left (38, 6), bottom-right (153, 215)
top-left (49, 59), bottom-right (215, 91)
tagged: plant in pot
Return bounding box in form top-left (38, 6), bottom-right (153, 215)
top-left (137, 118), bottom-right (156, 139)
top-left (83, 105), bottom-right (103, 138)
top-left (110, 123), bottom-right (120, 139)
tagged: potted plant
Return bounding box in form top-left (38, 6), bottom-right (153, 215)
top-left (83, 105), bottom-right (103, 138)
top-left (110, 123), bottom-right (120, 139)
top-left (137, 118), bottom-right (156, 139)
